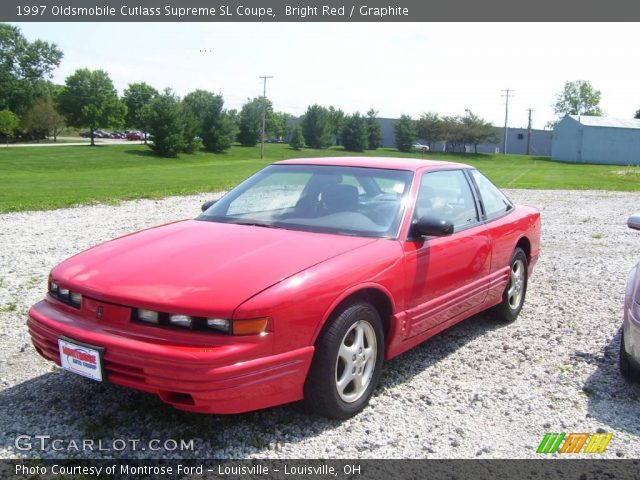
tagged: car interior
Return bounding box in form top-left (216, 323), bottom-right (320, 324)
top-left (207, 169), bottom-right (410, 237)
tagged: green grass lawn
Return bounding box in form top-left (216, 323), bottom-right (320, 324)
top-left (1, 143), bottom-right (639, 213)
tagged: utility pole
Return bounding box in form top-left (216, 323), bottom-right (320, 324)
top-left (526, 108), bottom-right (534, 155)
top-left (259, 75), bottom-right (274, 160)
top-left (501, 89), bottom-right (514, 154)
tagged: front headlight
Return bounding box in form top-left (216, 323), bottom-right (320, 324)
top-left (132, 309), bottom-right (269, 335)
top-left (70, 292), bottom-right (83, 307)
top-left (169, 315), bottom-right (192, 328)
top-left (207, 318), bottom-right (231, 333)
top-left (48, 279), bottom-right (82, 309)
top-left (137, 309), bottom-right (159, 324)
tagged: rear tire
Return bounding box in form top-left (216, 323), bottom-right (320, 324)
top-left (491, 247), bottom-right (528, 323)
top-left (303, 301), bottom-right (384, 419)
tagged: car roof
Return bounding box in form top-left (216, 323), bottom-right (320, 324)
top-left (274, 156), bottom-right (471, 172)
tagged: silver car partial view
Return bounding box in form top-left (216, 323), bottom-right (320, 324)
top-left (620, 214), bottom-right (640, 380)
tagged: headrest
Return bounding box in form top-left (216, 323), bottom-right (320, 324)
top-left (321, 183), bottom-right (359, 213)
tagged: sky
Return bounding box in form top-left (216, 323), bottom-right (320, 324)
top-left (14, 22), bottom-right (640, 130)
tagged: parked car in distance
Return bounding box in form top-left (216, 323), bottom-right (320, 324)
top-left (28, 157), bottom-right (540, 419)
top-left (110, 132), bottom-right (125, 139)
top-left (126, 131), bottom-right (143, 140)
top-left (414, 143), bottom-right (430, 152)
top-left (620, 214), bottom-right (640, 381)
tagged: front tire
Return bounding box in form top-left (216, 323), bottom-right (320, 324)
top-left (619, 329), bottom-right (640, 381)
top-left (491, 247), bottom-right (528, 323)
top-left (303, 301), bottom-right (384, 419)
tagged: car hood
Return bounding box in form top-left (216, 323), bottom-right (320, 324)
top-left (52, 220), bottom-right (378, 316)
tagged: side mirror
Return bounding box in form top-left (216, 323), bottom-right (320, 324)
top-left (629, 214), bottom-right (640, 231)
top-left (201, 199), bottom-right (217, 212)
top-left (412, 216), bottom-right (454, 237)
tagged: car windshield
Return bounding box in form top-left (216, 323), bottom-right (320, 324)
top-left (198, 164), bottom-right (414, 238)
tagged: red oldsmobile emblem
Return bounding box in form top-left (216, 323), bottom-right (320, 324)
top-left (96, 306), bottom-right (103, 320)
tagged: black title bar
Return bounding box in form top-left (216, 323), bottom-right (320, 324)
top-left (2, 459), bottom-right (640, 480)
top-left (2, 0), bottom-right (640, 22)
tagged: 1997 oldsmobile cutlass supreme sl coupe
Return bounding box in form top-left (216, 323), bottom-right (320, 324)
top-left (28, 157), bottom-right (540, 419)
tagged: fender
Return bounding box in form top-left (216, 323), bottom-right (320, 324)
top-left (312, 281), bottom-right (397, 344)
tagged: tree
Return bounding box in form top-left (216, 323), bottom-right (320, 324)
top-left (0, 109), bottom-right (19, 146)
top-left (416, 112), bottom-right (443, 149)
top-left (366, 109), bottom-right (382, 150)
top-left (182, 90), bottom-right (222, 135)
top-left (289, 125), bottom-right (305, 150)
top-left (441, 115), bottom-right (465, 152)
top-left (328, 106), bottom-right (345, 145)
top-left (635, 109), bottom-right (640, 120)
top-left (394, 114), bottom-right (416, 152)
top-left (202, 111), bottom-right (236, 153)
top-left (226, 108), bottom-right (239, 128)
top-left (301, 104), bottom-right (332, 149)
top-left (57, 68), bottom-right (125, 146)
top-left (123, 82), bottom-right (158, 143)
top-left (238, 97), bottom-right (271, 146)
top-left (552, 80), bottom-right (603, 125)
top-left (341, 113), bottom-right (368, 152)
top-left (461, 111), bottom-right (498, 153)
top-left (182, 90), bottom-right (224, 153)
top-left (21, 98), bottom-right (65, 141)
top-left (179, 89), bottom-right (234, 153)
top-left (0, 24), bottom-right (63, 114)
top-left (144, 89), bottom-right (185, 157)
top-left (268, 111), bottom-right (291, 140)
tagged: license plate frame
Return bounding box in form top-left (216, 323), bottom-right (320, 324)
top-left (58, 336), bottom-right (105, 382)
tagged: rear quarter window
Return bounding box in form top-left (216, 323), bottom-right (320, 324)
top-left (470, 169), bottom-right (513, 221)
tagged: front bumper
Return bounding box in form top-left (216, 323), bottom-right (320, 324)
top-left (623, 304), bottom-right (640, 365)
top-left (27, 300), bottom-right (313, 414)
top-left (622, 265), bottom-right (640, 365)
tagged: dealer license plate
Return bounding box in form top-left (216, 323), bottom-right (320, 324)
top-left (58, 337), bottom-right (104, 382)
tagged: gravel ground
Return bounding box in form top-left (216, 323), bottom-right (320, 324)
top-left (1, 189), bottom-right (640, 459)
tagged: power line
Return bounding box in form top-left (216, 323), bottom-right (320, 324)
top-left (259, 75), bottom-right (273, 160)
top-left (501, 89), bottom-right (514, 154)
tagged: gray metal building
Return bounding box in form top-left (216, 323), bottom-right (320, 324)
top-left (286, 116), bottom-right (552, 156)
top-left (551, 115), bottom-right (640, 165)
top-left (378, 118), bottom-right (552, 156)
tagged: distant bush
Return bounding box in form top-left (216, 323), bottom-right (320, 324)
top-left (341, 113), bottom-right (368, 152)
top-left (289, 125), bottom-right (305, 150)
top-left (145, 90), bottom-right (185, 158)
top-left (301, 104), bottom-right (332, 149)
top-left (394, 114), bottom-right (416, 152)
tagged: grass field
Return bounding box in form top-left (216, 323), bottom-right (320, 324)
top-left (1, 143), bottom-right (639, 213)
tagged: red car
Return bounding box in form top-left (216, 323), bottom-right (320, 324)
top-left (28, 157), bottom-right (540, 419)
top-left (126, 131), bottom-right (143, 140)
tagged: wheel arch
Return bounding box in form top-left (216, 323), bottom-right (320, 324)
top-left (515, 235), bottom-right (531, 262)
top-left (312, 284), bottom-right (395, 345)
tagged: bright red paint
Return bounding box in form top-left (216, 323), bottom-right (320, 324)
top-left (28, 157), bottom-right (540, 414)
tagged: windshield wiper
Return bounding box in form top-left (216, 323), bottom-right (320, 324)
top-left (231, 221), bottom-right (285, 229)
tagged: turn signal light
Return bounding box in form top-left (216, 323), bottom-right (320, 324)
top-left (233, 317), bottom-right (270, 336)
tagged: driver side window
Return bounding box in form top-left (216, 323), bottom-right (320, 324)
top-left (415, 170), bottom-right (479, 231)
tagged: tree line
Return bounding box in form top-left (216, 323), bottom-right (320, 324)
top-left (290, 106), bottom-right (382, 152)
top-left (393, 111), bottom-right (498, 153)
top-left (2, 23), bottom-right (636, 154)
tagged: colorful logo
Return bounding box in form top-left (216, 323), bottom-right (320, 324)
top-left (536, 432), bottom-right (612, 454)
